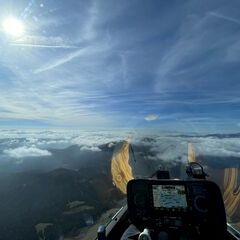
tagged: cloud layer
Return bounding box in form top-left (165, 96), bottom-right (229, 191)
top-left (4, 146), bottom-right (52, 158)
top-left (1, 129), bottom-right (240, 164)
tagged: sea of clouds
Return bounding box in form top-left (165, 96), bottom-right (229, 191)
top-left (0, 129), bottom-right (240, 168)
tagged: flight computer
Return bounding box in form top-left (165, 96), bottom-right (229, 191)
top-left (127, 179), bottom-right (227, 239)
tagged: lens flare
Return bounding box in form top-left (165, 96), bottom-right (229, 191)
top-left (2, 17), bottom-right (24, 37)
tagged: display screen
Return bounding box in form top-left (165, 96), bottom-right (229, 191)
top-left (152, 185), bottom-right (187, 209)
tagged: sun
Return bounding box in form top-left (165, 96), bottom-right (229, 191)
top-left (2, 17), bottom-right (25, 37)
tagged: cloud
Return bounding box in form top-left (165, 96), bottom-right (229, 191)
top-left (144, 114), bottom-right (159, 121)
top-left (33, 34), bottom-right (112, 74)
top-left (71, 131), bottom-right (129, 148)
top-left (34, 48), bottom-right (87, 73)
top-left (208, 12), bottom-right (240, 26)
top-left (192, 137), bottom-right (240, 158)
top-left (4, 146), bottom-right (52, 158)
top-left (148, 135), bottom-right (240, 161)
top-left (10, 43), bottom-right (78, 49)
top-left (11, 35), bottom-right (78, 49)
top-left (154, 10), bottom-right (240, 94)
top-left (182, 117), bottom-right (212, 123)
top-left (1, 129), bottom-right (240, 167)
top-left (1, 1), bottom-right (240, 129)
top-left (226, 40), bottom-right (240, 62)
top-left (82, 1), bottom-right (98, 41)
top-left (80, 145), bottom-right (101, 152)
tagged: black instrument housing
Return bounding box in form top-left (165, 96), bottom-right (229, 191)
top-left (127, 179), bottom-right (227, 238)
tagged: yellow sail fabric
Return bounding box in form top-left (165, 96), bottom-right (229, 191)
top-left (223, 168), bottom-right (240, 218)
top-left (111, 141), bottom-right (134, 194)
top-left (188, 143), bottom-right (196, 163)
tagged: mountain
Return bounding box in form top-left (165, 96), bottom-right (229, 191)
top-left (0, 155), bottom-right (124, 240)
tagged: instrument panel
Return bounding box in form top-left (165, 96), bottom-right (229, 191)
top-left (127, 179), bottom-right (226, 236)
top-left (152, 184), bottom-right (188, 211)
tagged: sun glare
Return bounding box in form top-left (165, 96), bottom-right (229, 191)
top-left (2, 17), bottom-right (25, 37)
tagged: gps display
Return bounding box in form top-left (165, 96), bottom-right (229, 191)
top-left (152, 185), bottom-right (187, 209)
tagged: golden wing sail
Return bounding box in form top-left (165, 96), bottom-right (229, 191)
top-left (111, 141), bottom-right (134, 194)
top-left (188, 143), bottom-right (196, 163)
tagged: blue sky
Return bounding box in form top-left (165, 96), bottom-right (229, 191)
top-left (0, 0), bottom-right (240, 132)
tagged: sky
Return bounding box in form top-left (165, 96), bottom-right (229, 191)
top-left (0, 0), bottom-right (240, 132)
